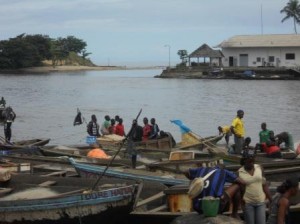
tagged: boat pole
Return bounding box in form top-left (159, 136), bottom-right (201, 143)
top-left (91, 108), bottom-right (142, 191)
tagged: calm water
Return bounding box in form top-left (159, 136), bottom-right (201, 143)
top-left (0, 69), bottom-right (299, 146)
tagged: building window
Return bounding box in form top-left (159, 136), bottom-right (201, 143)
top-left (286, 53), bottom-right (295, 60)
top-left (256, 57), bottom-right (261, 62)
top-left (269, 56), bottom-right (275, 62)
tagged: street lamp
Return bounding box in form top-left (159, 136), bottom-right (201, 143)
top-left (164, 44), bottom-right (171, 68)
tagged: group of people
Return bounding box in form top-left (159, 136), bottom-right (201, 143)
top-left (185, 151), bottom-right (299, 224)
top-left (218, 110), bottom-right (295, 157)
top-left (86, 114), bottom-right (125, 137)
top-left (86, 114), bottom-right (164, 168)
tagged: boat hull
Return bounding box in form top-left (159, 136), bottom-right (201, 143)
top-left (0, 174), bottom-right (140, 224)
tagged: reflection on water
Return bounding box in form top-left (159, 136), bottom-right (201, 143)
top-left (0, 69), bottom-right (299, 146)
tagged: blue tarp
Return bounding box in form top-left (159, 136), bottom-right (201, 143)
top-left (170, 120), bottom-right (191, 134)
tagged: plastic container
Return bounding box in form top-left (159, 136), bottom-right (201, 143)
top-left (86, 136), bottom-right (97, 144)
top-left (202, 197), bottom-right (220, 217)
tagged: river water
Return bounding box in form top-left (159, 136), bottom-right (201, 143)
top-left (0, 69), bottom-right (299, 146)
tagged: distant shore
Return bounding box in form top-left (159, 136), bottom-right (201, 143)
top-left (0, 65), bottom-right (126, 74)
top-left (0, 65), bottom-right (165, 74)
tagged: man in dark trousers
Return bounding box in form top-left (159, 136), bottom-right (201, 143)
top-left (3, 107), bottom-right (16, 142)
top-left (126, 119), bottom-right (143, 168)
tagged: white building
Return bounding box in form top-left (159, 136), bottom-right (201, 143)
top-left (217, 34), bottom-right (300, 68)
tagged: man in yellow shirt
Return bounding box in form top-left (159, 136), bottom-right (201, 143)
top-left (218, 125), bottom-right (232, 146)
top-left (230, 110), bottom-right (245, 154)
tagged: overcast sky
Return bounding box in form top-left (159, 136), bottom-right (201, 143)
top-left (0, 0), bottom-right (295, 67)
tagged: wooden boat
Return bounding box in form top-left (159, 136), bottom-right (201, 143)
top-left (40, 145), bottom-right (145, 168)
top-left (130, 182), bottom-right (300, 224)
top-left (146, 149), bottom-right (300, 182)
top-left (0, 138), bottom-right (50, 150)
top-left (97, 134), bottom-right (175, 152)
top-left (0, 173), bottom-right (142, 224)
top-left (69, 157), bottom-right (189, 186)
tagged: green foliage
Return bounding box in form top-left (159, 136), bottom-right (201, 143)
top-left (177, 50), bottom-right (188, 64)
top-left (0, 34), bottom-right (91, 69)
top-left (281, 0), bottom-right (300, 33)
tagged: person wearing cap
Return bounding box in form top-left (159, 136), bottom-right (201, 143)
top-left (218, 125), bottom-right (232, 146)
top-left (184, 165), bottom-right (245, 218)
top-left (230, 110), bottom-right (245, 154)
top-left (238, 151), bottom-right (272, 224)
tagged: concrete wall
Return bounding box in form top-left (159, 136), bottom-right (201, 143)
top-left (221, 47), bottom-right (300, 68)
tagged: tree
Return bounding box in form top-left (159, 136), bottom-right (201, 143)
top-left (280, 0), bottom-right (300, 34)
top-left (177, 50), bottom-right (188, 64)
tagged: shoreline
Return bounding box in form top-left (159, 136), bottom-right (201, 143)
top-left (0, 65), bottom-right (126, 74)
top-left (0, 65), bottom-right (165, 74)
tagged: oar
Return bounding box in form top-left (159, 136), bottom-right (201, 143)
top-left (0, 135), bottom-right (13, 145)
top-left (91, 108), bottom-right (143, 191)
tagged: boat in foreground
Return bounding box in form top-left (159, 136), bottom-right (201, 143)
top-left (0, 172), bottom-right (141, 224)
top-left (69, 157), bottom-right (188, 186)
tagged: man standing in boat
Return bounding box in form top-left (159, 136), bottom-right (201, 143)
top-left (0, 97), bottom-right (6, 108)
top-left (230, 110), bottom-right (245, 155)
top-left (87, 114), bottom-right (100, 137)
top-left (126, 119), bottom-right (143, 168)
top-left (3, 107), bottom-right (16, 142)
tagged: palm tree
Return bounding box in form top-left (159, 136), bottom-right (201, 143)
top-left (280, 0), bottom-right (300, 34)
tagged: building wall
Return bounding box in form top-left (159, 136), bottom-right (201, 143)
top-left (221, 47), bottom-right (300, 68)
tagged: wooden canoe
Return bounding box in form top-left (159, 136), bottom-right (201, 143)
top-left (40, 145), bottom-right (145, 168)
top-left (0, 173), bottom-right (141, 224)
top-left (69, 157), bottom-right (189, 186)
top-left (0, 138), bottom-right (50, 150)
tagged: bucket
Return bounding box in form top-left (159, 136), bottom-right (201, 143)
top-left (201, 196), bottom-right (220, 217)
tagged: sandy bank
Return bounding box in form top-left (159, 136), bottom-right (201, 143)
top-left (0, 65), bottom-right (126, 74)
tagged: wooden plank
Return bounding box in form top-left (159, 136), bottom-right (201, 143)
top-left (0, 188), bottom-right (13, 195)
top-left (148, 204), bottom-right (168, 213)
top-left (136, 191), bottom-right (165, 208)
top-left (41, 171), bottom-right (67, 177)
top-left (38, 181), bottom-right (57, 187)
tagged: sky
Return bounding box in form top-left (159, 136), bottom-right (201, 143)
top-left (0, 0), bottom-right (296, 67)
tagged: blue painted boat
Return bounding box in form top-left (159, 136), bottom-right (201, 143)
top-left (69, 157), bottom-right (189, 186)
top-left (0, 173), bottom-right (141, 224)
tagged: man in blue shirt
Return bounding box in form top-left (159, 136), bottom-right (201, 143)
top-left (185, 166), bottom-right (245, 218)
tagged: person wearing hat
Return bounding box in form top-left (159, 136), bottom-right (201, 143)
top-left (230, 110), bottom-right (245, 154)
top-left (184, 165), bottom-right (245, 218)
top-left (238, 151), bottom-right (272, 224)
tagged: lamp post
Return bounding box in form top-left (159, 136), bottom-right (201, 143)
top-left (164, 44), bottom-right (171, 68)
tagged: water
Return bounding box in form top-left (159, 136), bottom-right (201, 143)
top-left (0, 69), bottom-right (299, 146)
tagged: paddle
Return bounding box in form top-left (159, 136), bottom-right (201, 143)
top-left (91, 108), bottom-right (143, 191)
